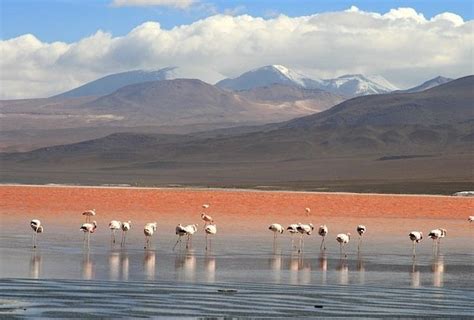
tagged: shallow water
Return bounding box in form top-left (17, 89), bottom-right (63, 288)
top-left (1, 220), bottom-right (473, 318)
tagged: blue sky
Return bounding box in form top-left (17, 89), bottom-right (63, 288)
top-left (1, 0), bottom-right (473, 42)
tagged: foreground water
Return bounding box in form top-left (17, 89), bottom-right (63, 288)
top-left (1, 221), bottom-right (473, 318)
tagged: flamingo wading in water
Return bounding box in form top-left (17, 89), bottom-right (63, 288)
top-left (318, 225), bottom-right (328, 251)
top-left (428, 228), bottom-right (446, 252)
top-left (296, 223), bottom-right (314, 253)
top-left (336, 233), bottom-right (351, 258)
top-left (409, 231), bottom-right (423, 257)
top-left (173, 224), bottom-right (198, 250)
top-left (121, 221), bottom-right (132, 247)
top-left (356, 225), bottom-right (367, 251)
top-left (80, 221), bottom-right (97, 248)
top-left (204, 224), bottom-right (217, 251)
top-left (108, 220), bottom-right (121, 245)
top-left (30, 219), bottom-right (44, 248)
top-left (287, 224), bottom-right (299, 249)
top-left (144, 222), bottom-right (157, 249)
top-left (269, 223), bottom-right (284, 247)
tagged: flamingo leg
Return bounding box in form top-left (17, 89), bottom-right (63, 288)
top-left (358, 236), bottom-right (362, 252)
top-left (205, 233), bottom-right (208, 251)
top-left (412, 241), bottom-right (416, 257)
top-left (173, 236), bottom-right (181, 251)
top-left (339, 243), bottom-right (343, 256)
top-left (32, 232), bottom-right (37, 248)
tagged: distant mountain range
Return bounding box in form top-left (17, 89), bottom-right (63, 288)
top-left (52, 64), bottom-right (453, 99)
top-left (216, 65), bottom-right (399, 96)
top-left (0, 79), bottom-right (344, 151)
top-left (396, 76), bottom-right (453, 93)
top-left (2, 76), bottom-right (472, 193)
top-left (0, 65), bottom-right (457, 154)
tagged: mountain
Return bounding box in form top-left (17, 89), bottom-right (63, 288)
top-left (398, 76), bottom-right (453, 93)
top-left (53, 67), bottom-right (225, 98)
top-left (322, 74), bottom-right (399, 96)
top-left (217, 65), bottom-right (398, 96)
top-left (78, 79), bottom-right (339, 126)
top-left (216, 65), bottom-right (323, 91)
top-left (2, 76), bottom-right (472, 193)
top-left (1, 80), bottom-right (345, 152)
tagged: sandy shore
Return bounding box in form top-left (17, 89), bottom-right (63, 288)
top-left (1, 185), bottom-right (471, 223)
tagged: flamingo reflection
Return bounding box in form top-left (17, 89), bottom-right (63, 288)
top-left (82, 252), bottom-right (94, 280)
top-left (289, 253), bottom-right (311, 285)
top-left (337, 258), bottom-right (349, 285)
top-left (319, 252), bottom-right (327, 285)
top-left (144, 251), bottom-right (156, 280)
top-left (204, 254), bottom-right (216, 283)
top-left (175, 249), bottom-right (196, 282)
top-left (269, 250), bottom-right (282, 283)
top-left (432, 254), bottom-right (445, 287)
top-left (357, 252), bottom-right (365, 285)
top-left (411, 257), bottom-right (421, 288)
top-left (29, 252), bottom-right (42, 279)
top-left (109, 251), bottom-right (120, 280)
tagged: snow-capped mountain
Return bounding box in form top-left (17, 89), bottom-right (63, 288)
top-left (216, 65), bottom-right (324, 91)
top-left (397, 76), bottom-right (453, 93)
top-left (216, 65), bottom-right (398, 96)
top-left (53, 66), bottom-right (224, 98)
top-left (322, 74), bottom-right (399, 96)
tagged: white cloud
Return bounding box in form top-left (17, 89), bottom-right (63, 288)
top-left (1, 7), bottom-right (472, 99)
top-left (111, 0), bottom-right (197, 9)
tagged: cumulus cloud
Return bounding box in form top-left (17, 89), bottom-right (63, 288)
top-left (111, 0), bottom-right (197, 9)
top-left (0, 7), bottom-right (472, 99)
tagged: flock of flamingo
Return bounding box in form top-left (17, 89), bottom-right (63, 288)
top-left (29, 206), bottom-right (474, 257)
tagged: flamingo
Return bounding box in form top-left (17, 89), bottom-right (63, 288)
top-left (428, 228), bottom-right (446, 251)
top-left (269, 223), bottom-right (284, 247)
top-left (80, 221), bottom-right (97, 248)
top-left (120, 221), bottom-right (131, 247)
top-left (287, 224), bottom-right (299, 249)
top-left (468, 216), bottom-right (474, 223)
top-left (204, 224), bottom-right (217, 251)
top-left (202, 204), bottom-right (210, 209)
top-left (82, 209), bottom-right (96, 222)
top-left (173, 224), bottom-right (198, 250)
top-left (30, 219), bottom-right (44, 248)
top-left (409, 231), bottom-right (423, 257)
top-left (201, 213), bottom-right (214, 225)
top-left (356, 225), bottom-right (367, 251)
top-left (108, 220), bottom-right (121, 245)
top-left (336, 233), bottom-right (351, 257)
top-left (296, 223), bottom-right (314, 253)
top-left (305, 208), bottom-right (311, 216)
top-left (144, 222), bottom-right (157, 249)
top-left (318, 225), bottom-right (328, 250)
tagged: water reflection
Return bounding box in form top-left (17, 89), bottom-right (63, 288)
top-left (288, 254), bottom-right (311, 285)
top-left (82, 252), bottom-right (94, 280)
top-left (268, 251), bottom-right (282, 283)
top-left (121, 252), bottom-right (129, 281)
top-left (175, 249), bottom-right (196, 282)
top-left (411, 257), bottom-right (421, 288)
top-left (337, 258), bottom-right (349, 285)
top-left (144, 251), bottom-right (156, 280)
top-left (109, 252), bottom-right (120, 280)
top-left (29, 251), bottom-right (42, 279)
top-left (357, 253), bottom-right (365, 285)
top-left (204, 253), bottom-right (216, 283)
top-left (432, 254), bottom-right (445, 287)
top-left (108, 251), bottom-right (129, 280)
top-left (318, 252), bottom-right (327, 285)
